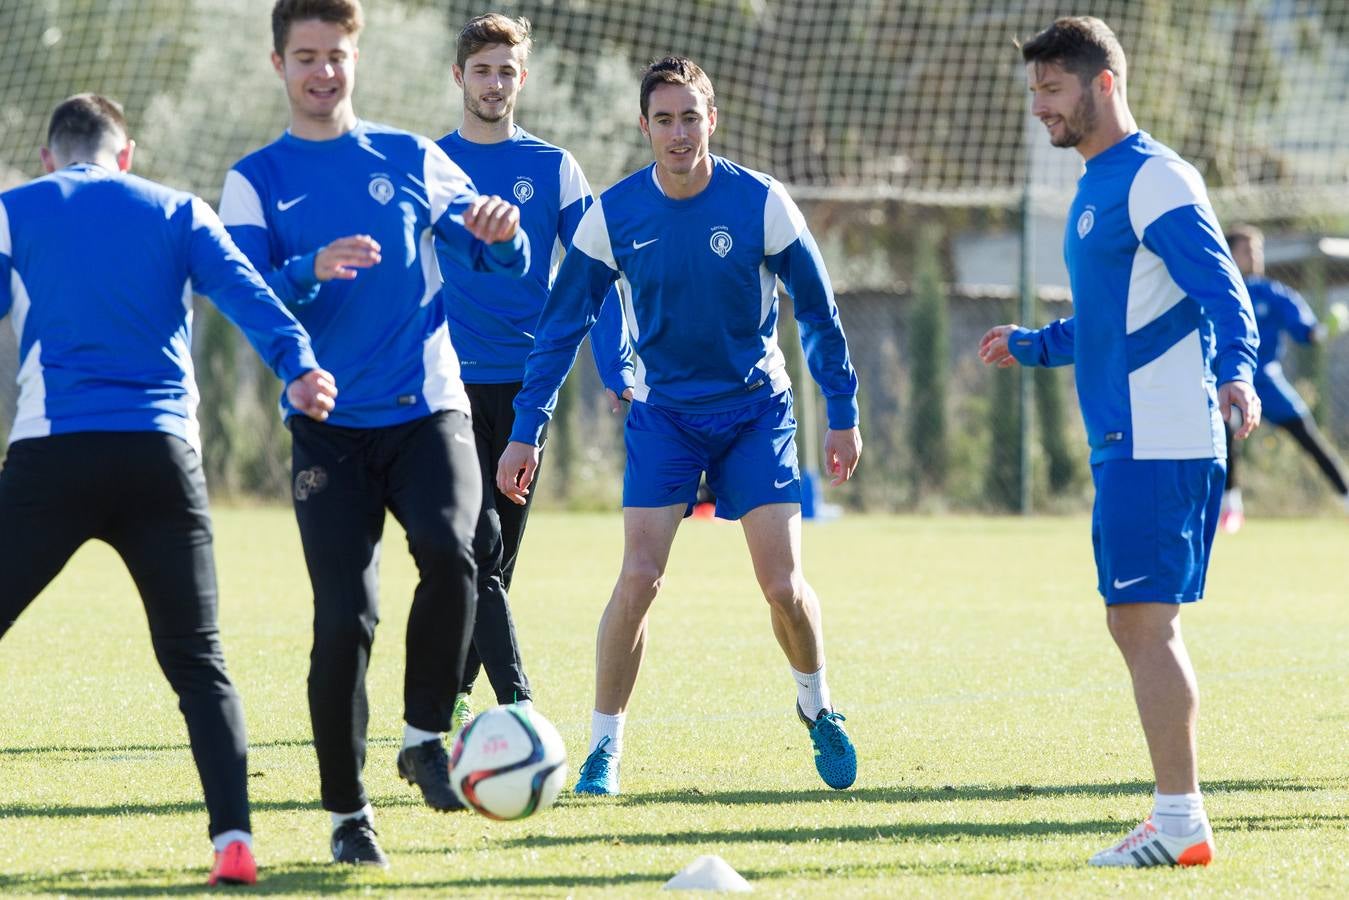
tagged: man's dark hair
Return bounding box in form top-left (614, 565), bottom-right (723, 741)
top-left (639, 56), bottom-right (715, 119)
top-left (456, 13), bottom-right (532, 70)
top-left (1019, 16), bottom-right (1127, 87)
top-left (46, 93), bottom-right (129, 161)
top-left (272, 0), bottom-right (364, 56)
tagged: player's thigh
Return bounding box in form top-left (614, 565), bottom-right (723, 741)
top-left (740, 502), bottom-right (805, 592)
top-left (101, 434), bottom-right (221, 636)
top-left (706, 391), bottom-right (802, 520)
top-left (0, 436), bottom-right (101, 628)
top-left (622, 402), bottom-right (706, 512)
top-left (1092, 458), bottom-right (1223, 606)
top-left (386, 411), bottom-right (481, 553)
top-left (289, 418), bottom-right (386, 618)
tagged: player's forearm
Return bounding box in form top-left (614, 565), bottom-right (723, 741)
top-left (434, 211), bottom-right (531, 277)
top-left (589, 289), bottom-right (634, 394)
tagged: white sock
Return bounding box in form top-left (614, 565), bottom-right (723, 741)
top-left (590, 710), bottom-right (625, 757)
top-left (1152, 791), bottom-right (1205, 836)
top-left (211, 829), bottom-right (252, 852)
top-left (1224, 488), bottom-right (1243, 513)
top-left (403, 723), bottom-right (440, 748)
top-left (792, 664), bottom-right (831, 722)
top-left (331, 804), bottom-right (374, 831)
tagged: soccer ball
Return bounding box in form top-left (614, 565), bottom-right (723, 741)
top-left (449, 704), bottom-right (568, 820)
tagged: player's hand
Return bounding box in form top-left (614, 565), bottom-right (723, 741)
top-left (978, 324), bottom-right (1021, 368)
top-left (824, 427), bottom-right (862, 486)
top-left (315, 235), bottom-right (381, 281)
top-left (287, 368), bottom-right (338, 422)
top-left (464, 195), bottom-right (520, 244)
top-left (497, 440), bottom-right (540, 506)
top-left (605, 387), bottom-right (634, 414)
top-left (1219, 380), bottom-right (1261, 440)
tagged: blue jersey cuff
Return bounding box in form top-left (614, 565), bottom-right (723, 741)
top-left (509, 410), bottom-right (549, 447)
top-left (1007, 327), bottom-right (1041, 367)
top-left (825, 394), bottom-right (860, 430)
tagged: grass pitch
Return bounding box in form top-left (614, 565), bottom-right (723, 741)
top-left (0, 509), bottom-right (1344, 896)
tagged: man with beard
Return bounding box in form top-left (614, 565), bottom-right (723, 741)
top-left (436, 13), bottom-right (632, 728)
top-left (978, 16), bottom-right (1260, 868)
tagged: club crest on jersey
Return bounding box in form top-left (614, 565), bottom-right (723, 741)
top-left (1077, 206), bottom-right (1096, 239)
top-left (369, 174), bottom-right (395, 205)
top-left (513, 179), bottom-right (534, 203)
top-left (709, 229), bottom-right (733, 258)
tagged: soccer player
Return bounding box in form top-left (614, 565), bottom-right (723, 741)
top-left (218, 0), bottom-right (529, 867)
top-left (438, 13), bottom-right (632, 727)
top-left (0, 93), bottom-right (336, 886)
top-left (1217, 224), bottom-right (1349, 531)
top-left (978, 17), bottom-right (1260, 867)
top-left (498, 57), bottom-right (862, 796)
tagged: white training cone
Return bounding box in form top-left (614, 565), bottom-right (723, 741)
top-left (662, 854), bottom-right (753, 892)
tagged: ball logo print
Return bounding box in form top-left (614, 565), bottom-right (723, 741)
top-left (710, 229), bottom-right (733, 258)
top-left (513, 179), bottom-right (534, 204)
top-left (1077, 207), bottom-right (1095, 239)
top-left (293, 466), bottom-right (327, 501)
top-left (450, 705), bottom-right (567, 820)
top-left (368, 174), bottom-right (395, 205)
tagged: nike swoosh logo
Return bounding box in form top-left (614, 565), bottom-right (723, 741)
top-left (276, 194), bottom-right (308, 211)
top-left (632, 238), bottom-right (659, 250)
top-left (452, 433), bottom-right (473, 445)
top-left (774, 477), bottom-right (794, 489)
top-left (1113, 575), bottom-right (1148, 589)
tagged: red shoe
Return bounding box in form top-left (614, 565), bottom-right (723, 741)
top-left (1219, 507), bottom-right (1244, 534)
top-left (208, 840), bottom-right (257, 886)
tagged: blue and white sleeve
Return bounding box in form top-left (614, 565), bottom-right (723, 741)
top-left (219, 169), bottom-right (321, 307)
top-left (557, 153), bottom-right (632, 394)
top-left (185, 197), bottom-right (318, 384)
top-left (1130, 157), bottom-right (1258, 385)
top-left (424, 142), bottom-right (530, 277)
top-left (511, 200), bottom-right (620, 445)
top-left (1008, 318), bottom-right (1076, 367)
top-left (1272, 281), bottom-right (1319, 344)
top-left (762, 180), bottom-right (858, 429)
top-left (0, 199), bottom-right (11, 321)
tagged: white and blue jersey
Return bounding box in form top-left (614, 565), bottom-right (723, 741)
top-left (220, 120), bottom-right (529, 428)
top-left (511, 155), bottom-right (858, 446)
top-left (1247, 276), bottom-right (1317, 423)
top-left (0, 164), bottom-right (317, 450)
top-left (436, 127), bottom-right (631, 392)
top-left (1009, 131), bottom-right (1258, 463)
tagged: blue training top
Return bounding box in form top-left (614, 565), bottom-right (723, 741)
top-left (511, 155), bottom-right (859, 445)
top-left (1246, 275), bottom-right (1317, 370)
top-left (1009, 132), bottom-right (1258, 463)
top-left (436, 126), bottom-right (631, 393)
top-left (0, 163), bottom-right (317, 450)
top-left (220, 119), bottom-right (529, 428)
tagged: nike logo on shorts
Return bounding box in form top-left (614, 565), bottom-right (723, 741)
top-left (632, 238), bottom-right (659, 250)
top-left (1113, 575), bottom-right (1148, 589)
top-left (276, 194), bottom-right (308, 211)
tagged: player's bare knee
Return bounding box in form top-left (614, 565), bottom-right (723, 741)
top-left (616, 562), bottom-right (665, 607)
top-left (760, 575), bottom-right (806, 614)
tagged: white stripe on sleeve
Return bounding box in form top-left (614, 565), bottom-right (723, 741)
top-left (218, 170), bottom-right (267, 229)
top-left (1127, 156), bottom-right (1210, 241)
top-left (763, 178), bottom-right (807, 257)
top-left (570, 198), bottom-right (617, 271)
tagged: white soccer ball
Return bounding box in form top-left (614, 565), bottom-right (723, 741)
top-left (449, 704), bottom-right (568, 820)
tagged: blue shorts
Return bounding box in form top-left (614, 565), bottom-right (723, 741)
top-left (623, 390), bottom-right (801, 520)
top-left (1254, 367), bottom-right (1309, 426)
top-left (1090, 458), bottom-right (1225, 605)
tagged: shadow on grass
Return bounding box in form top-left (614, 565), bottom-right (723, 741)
top-left (0, 736), bottom-right (328, 757)
top-left (0, 862), bottom-right (669, 896)
top-left (602, 776), bottom-right (1347, 807)
top-left (0, 795), bottom-right (424, 820)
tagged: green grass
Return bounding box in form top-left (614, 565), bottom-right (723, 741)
top-left (0, 509), bottom-right (1345, 896)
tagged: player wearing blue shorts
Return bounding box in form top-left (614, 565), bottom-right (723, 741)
top-left (219, 0), bottom-right (528, 868)
top-left (437, 14), bottom-right (632, 728)
top-left (0, 94), bottom-right (335, 886)
top-left (1217, 224), bottom-right (1349, 532)
top-left (498, 57), bottom-right (861, 796)
top-left (979, 18), bottom-right (1260, 868)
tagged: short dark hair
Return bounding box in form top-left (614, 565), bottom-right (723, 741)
top-left (639, 56), bottom-right (715, 119)
top-left (1019, 16), bottom-right (1127, 87)
top-left (1226, 223), bottom-right (1263, 250)
top-left (46, 93), bottom-right (129, 161)
top-left (271, 0), bottom-right (364, 56)
top-left (456, 13), bottom-right (532, 70)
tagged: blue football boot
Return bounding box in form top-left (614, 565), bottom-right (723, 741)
top-left (798, 704), bottom-right (857, 789)
top-left (574, 735), bottom-right (620, 795)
